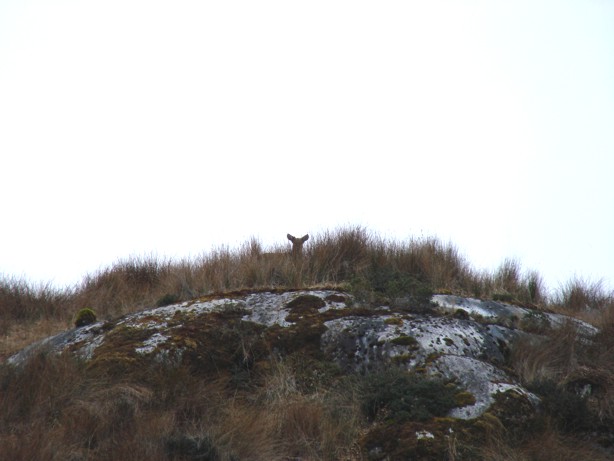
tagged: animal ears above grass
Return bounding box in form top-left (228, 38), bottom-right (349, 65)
top-left (287, 234), bottom-right (309, 243)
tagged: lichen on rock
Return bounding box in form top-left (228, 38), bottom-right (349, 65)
top-left (6, 289), bottom-right (593, 425)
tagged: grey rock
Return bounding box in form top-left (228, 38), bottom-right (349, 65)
top-left (5, 290), bottom-right (594, 420)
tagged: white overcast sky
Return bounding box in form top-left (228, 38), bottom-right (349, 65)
top-left (1, 1), bottom-right (613, 293)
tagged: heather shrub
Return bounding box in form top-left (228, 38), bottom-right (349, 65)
top-left (527, 379), bottom-right (593, 433)
top-left (360, 368), bottom-right (459, 422)
top-left (156, 293), bottom-right (180, 307)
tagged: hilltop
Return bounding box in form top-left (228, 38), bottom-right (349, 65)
top-left (2, 227), bottom-right (614, 460)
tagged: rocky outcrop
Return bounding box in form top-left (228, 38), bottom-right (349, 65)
top-left (8, 289), bottom-right (596, 424)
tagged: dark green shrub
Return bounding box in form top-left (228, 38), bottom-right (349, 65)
top-left (493, 292), bottom-right (514, 303)
top-left (166, 434), bottom-right (220, 460)
top-left (351, 263), bottom-right (433, 306)
top-left (528, 380), bottom-right (593, 432)
top-left (286, 294), bottom-right (326, 311)
top-left (74, 308), bottom-right (97, 328)
top-left (369, 265), bottom-right (411, 296)
top-left (390, 335), bottom-right (419, 347)
top-left (156, 293), bottom-right (180, 307)
top-left (360, 368), bottom-right (459, 422)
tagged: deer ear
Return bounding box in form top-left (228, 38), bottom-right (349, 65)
top-left (301, 234), bottom-right (309, 243)
top-left (287, 234), bottom-right (295, 242)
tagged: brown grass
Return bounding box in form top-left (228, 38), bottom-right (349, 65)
top-left (0, 317), bottom-right (67, 363)
top-left (508, 297), bottom-right (614, 455)
top-left (553, 277), bottom-right (613, 312)
top-left (510, 321), bottom-right (583, 385)
top-left (509, 278), bottom-right (614, 414)
top-left (479, 426), bottom-right (611, 461)
top-left (0, 349), bottom-right (363, 460)
top-left (1, 225), bottom-right (611, 360)
top-left (2, 224), bottom-right (614, 459)
top-left (0, 276), bottom-right (72, 334)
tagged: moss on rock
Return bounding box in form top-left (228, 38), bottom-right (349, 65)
top-left (74, 308), bottom-right (97, 328)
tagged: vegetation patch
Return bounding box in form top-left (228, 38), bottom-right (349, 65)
top-left (170, 312), bottom-right (268, 384)
top-left (493, 292), bottom-right (514, 303)
top-left (362, 419), bottom-right (468, 460)
top-left (384, 317), bottom-right (404, 326)
top-left (324, 293), bottom-right (346, 303)
top-left (519, 310), bottom-right (551, 333)
top-left (527, 380), bottom-right (593, 433)
top-left (86, 325), bottom-right (153, 375)
top-left (284, 352), bottom-right (343, 394)
top-left (391, 335), bottom-right (419, 348)
top-left (391, 353), bottom-right (415, 365)
top-left (286, 295), bottom-right (321, 310)
top-left (285, 294), bottom-right (326, 322)
top-left (74, 307), bottom-right (97, 328)
top-left (156, 293), bottom-right (181, 307)
top-left (455, 390), bottom-right (477, 407)
top-left (452, 308), bottom-right (470, 320)
top-left (265, 322), bottom-right (327, 359)
top-left (166, 433), bottom-right (219, 460)
top-left (360, 368), bottom-right (460, 423)
top-left (4, 226), bottom-right (614, 460)
top-left (350, 263), bottom-right (434, 309)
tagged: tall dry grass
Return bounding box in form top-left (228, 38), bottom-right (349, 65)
top-left (0, 348), bottom-right (364, 460)
top-left (510, 320), bottom-right (587, 389)
top-left (1, 225), bottom-right (611, 359)
top-left (549, 277), bottom-right (614, 328)
top-left (479, 426), bottom-right (611, 461)
top-left (507, 295), bottom-right (614, 458)
top-left (3, 226), bottom-right (614, 459)
top-left (0, 276), bottom-right (72, 331)
top-left (0, 277), bottom-right (74, 360)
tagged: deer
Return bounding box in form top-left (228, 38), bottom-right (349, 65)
top-left (287, 234), bottom-right (309, 258)
top-left (253, 234), bottom-right (308, 285)
top-left (255, 234), bottom-right (309, 262)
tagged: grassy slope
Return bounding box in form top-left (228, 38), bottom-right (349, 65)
top-left (1, 226), bottom-right (614, 460)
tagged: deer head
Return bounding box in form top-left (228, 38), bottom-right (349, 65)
top-left (287, 233), bottom-right (309, 257)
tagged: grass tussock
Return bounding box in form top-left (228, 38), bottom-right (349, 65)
top-left (510, 321), bottom-right (583, 385)
top-left (552, 277), bottom-right (614, 315)
top-left (479, 426), bottom-right (611, 461)
top-left (0, 276), bottom-right (72, 333)
top-left (0, 350), bottom-right (363, 461)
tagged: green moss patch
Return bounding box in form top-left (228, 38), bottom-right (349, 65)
top-left (171, 312), bottom-right (268, 382)
top-left (384, 317), bottom-right (404, 326)
top-left (362, 419), bottom-right (465, 460)
top-left (324, 294), bottom-right (346, 303)
top-left (391, 335), bottom-right (419, 348)
top-left (454, 391), bottom-right (477, 407)
top-left (74, 308), bottom-right (97, 328)
top-left (285, 295), bottom-right (326, 322)
top-left (86, 325), bottom-right (153, 375)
